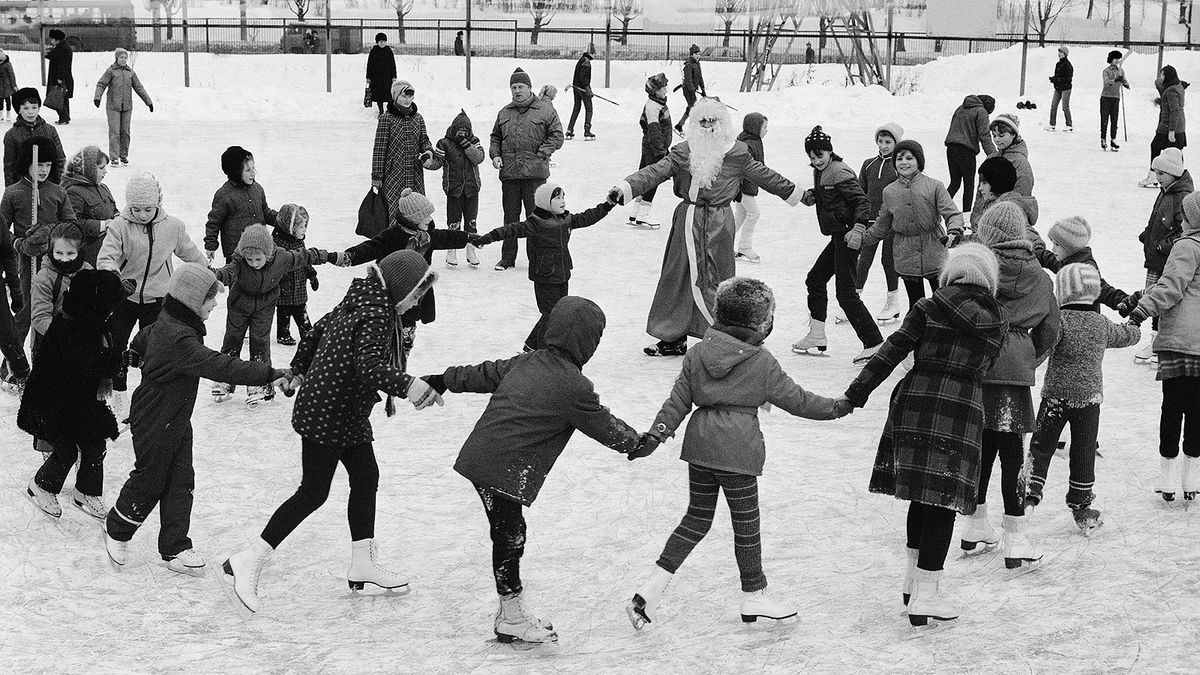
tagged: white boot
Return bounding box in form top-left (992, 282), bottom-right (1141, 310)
top-left (907, 568), bottom-right (959, 626)
top-left (632, 199), bottom-right (659, 229)
top-left (1138, 170), bottom-right (1160, 188)
top-left (465, 243), bottom-right (480, 267)
top-left (245, 384), bottom-right (274, 407)
top-left (1001, 514), bottom-right (1043, 569)
top-left (104, 520), bottom-right (128, 567)
top-left (902, 547), bottom-right (918, 606)
top-left (445, 248), bottom-right (458, 266)
top-left (164, 548), bottom-right (207, 577)
top-left (70, 488), bottom-right (107, 520)
top-left (26, 479), bottom-right (61, 518)
top-left (223, 538), bottom-right (273, 612)
top-left (1157, 456), bottom-right (1183, 501)
top-left (739, 587), bottom-right (796, 623)
top-left (495, 592), bottom-right (558, 643)
top-left (347, 538), bottom-right (409, 591)
top-left (1135, 331), bottom-right (1157, 362)
top-left (211, 382), bottom-right (233, 402)
top-left (791, 319), bottom-right (828, 354)
top-left (959, 503), bottom-right (999, 553)
top-left (876, 290), bottom-right (902, 323)
top-left (852, 344), bottom-right (880, 364)
top-left (627, 565), bottom-right (673, 629)
top-left (1182, 456), bottom-right (1200, 500)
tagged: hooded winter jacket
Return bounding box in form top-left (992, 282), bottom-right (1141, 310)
top-left (944, 95), bottom-right (997, 156)
top-left (808, 158), bottom-right (871, 236)
top-left (62, 171), bottom-right (117, 266)
top-left (863, 172), bottom-right (963, 277)
top-left (990, 138), bottom-right (1034, 196)
top-left (1157, 82), bottom-right (1186, 135)
top-left (213, 247), bottom-right (327, 319)
top-left (97, 205), bottom-right (207, 305)
top-left (428, 110), bottom-right (485, 199)
top-left (94, 61), bottom-right (152, 112)
top-left (1140, 170), bottom-right (1194, 272)
top-left (203, 180), bottom-right (278, 258)
top-left (1136, 222), bottom-right (1200, 357)
top-left (290, 271), bottom-right (417, 446)
top-left (0, 54), bottom-right (16, 101)
top-left (652, 324), bottom-right (839, 476)
top-left (445, 297), bottom-right (640, 506)
top-left (736, 113), bottom-right (767, 196)
top-left (475, 201), bottom-right (614, 283)
top-left (2, 115), bottom-right (66, 186)
top-left (489, 96), bottom-right (564, 182)
top-left (0, 177), bottom-right (74, 258)
top-left (984, 241), bottom-right (1060, 386)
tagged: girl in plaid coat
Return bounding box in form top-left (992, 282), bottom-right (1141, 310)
top-left (371, 79), bottom-right (436, 202)
top-left (845, 243), bottom-right (1007, 627)
top-left (272, 204), bottom-right (316, 346)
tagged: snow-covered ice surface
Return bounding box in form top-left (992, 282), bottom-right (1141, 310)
top-left (2, 47), bottom-right (1199, 673)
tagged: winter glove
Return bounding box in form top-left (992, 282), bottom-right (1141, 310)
top-left (419, 150), bottom-right (434, 166)
top-left (1169, 131), bottom-right (1177, 143)
top-left (832, 396), bottom-right (856, 418)
top-left (420, 374), bottom-right (447, 395)
top-left (492, 157), bottom-right (503, 170)
top-left (308, 248), bottom-right (332, 263)
top-left (205, 250), bottom-right (216, 264)
top-left (943, 230), bottom-right (962, 248)
top-left (1128, 305), bottom-right (1150, 326)
top-left (370, 179), bottom-right (382, 191)
top-left (606, 186), bottom-right (625, 205)
top-left (843, 224), bottom-right (866, 250)
top-left (468, 233), bottom-right (488, 247)
top-left (125, 348), bottom-right (142, 369)
top-left (94, 99), bottom-right (101, 108)
top-left (406, 376), bottom-right (444, 410)
top-left (309, 275), bottom-right (319, 291)
top-left (1117, 290), bottom-right (1142, 317)
top-left (800, 189), bottom-right (816, 206)
top-left (120, 278), bottom-right (137, 297)
top-left (336, 251), bottom-right (353, 267)
top-left (626, 432), bottom-right (662, 461)
top-left (148, 103), bottom-right (154, 113)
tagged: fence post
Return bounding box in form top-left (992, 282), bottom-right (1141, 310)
top-left (513, 24), bottom-right (517, 58)
top-left (436, 19), bottom-right (441, 55)
top-left (1019, 0), bottom-right (1030, 96)
top-left (1158, 0), bottom-right (1168, 72)
top-left (38, 23), bottom-right (44, 86)
top-left (325, 1), bottom-right (332, 94)
top-left (182, 1), bottom-right (190, 87)
top-left (666, 34), bottom-right (670, 61)
top-left (205, 20), bottom-right (210, 52)
top-left (605, 10), bottom-right (611, 87)
top-left (465, 0), bottom-right (471, 91)
top-left (885, 7), bottom-right (893, 90)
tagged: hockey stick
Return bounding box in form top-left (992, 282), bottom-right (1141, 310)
top-left (569, 85), bottom-right (620, 106)
top-left (29, 143), bottom-right (37, 287)
top-left (1120, 86), bottom-right (1128, 143)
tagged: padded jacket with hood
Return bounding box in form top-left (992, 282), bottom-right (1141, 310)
top-left (736, 113), bottom-right (766, 196)
top-left (427, 110), bottom-right (485, 199)
top-left (97, 205), bottom-right (207, 305)
top-left (944, 95), bottom-right (997, 156)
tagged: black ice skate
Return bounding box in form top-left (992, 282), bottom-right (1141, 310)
top-left (644, 340), bottom-right (687, 357)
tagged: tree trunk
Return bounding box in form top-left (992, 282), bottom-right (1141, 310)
top-left (240, 0), bottom-right (248, 42)
top-left (397, 8), bottom-right (406, 44)
top-left (531, 15), bottom-right (542, 45)
top-left (723, 17), bottom-right (733, 47)
top-left (152, 2), bottom-right (162, 48)
top-left (620, 16), bottom-right (630, 45)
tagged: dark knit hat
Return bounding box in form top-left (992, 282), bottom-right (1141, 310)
top-left (1047, 216), bottom-right (1091, 256)
top-left (510, 68), bottom-right (532, 87)
top-left (1108, 49), bottom-right (1122, 63)
top-left (12, 86), bottom-right (40, 108)
top-left (804, 125), bottom-right (833, 154)
top-left (48, 28), bottom-right (65, 41)
top-left (977, 155), bottom-right (1018, 195)
top-left (375, 32), bottom-right (387, 42)
top-left (395, 188), bottom-right (435, 225)
top-left (690, 44), bottom-right (701, 54)
top-left (646, 72), bottom-right (668, 95)
top-left (938, 242), bottom-right (999, 295)
top-left (715, 277), bottom-right (775, 333)
top-left (169, 263), bottom-right (221, 316)
top-left (235, 224), bottom-right (276, 257)
top-left (976, 201), bottom-right (1029, 247)
top-left (1056, 263), bottom-right (1101, 306)
top-left (893, 139), bottom-right (925, 171)
top-left (377, 250), bottom-right (431, 306)
top-left (16, 136), bottom-right (56, 176)
top-left (977, 94), bottom-right (996, 114)
top-left (276, 203), bottom-right (309, 238)
top-left (221, 145), bottom-right (253, 182)
top-left (67, 145), bottom-right (109, 184)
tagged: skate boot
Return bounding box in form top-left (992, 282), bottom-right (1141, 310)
top-left (1156, 456), bottom-right (1182, 501)
top-left (876, 290), bottom-right (902, 323)
top-left (465, 244), bottom-right (480, 267)
top-left (960, 503), bottom-right (999, 553)
top-left (739, 587), bottom-right (797, 623)
top-left (164, 548), bottom-right (207, 577)
top-left (1001, 514), bottom-right (1043, 569)
top-left (1063, 126), bottom-right (1073, 132)
top-left (1135, 331), bottom-right (1157, 362)
top-left (445, 249), bottom-right (459, 267)
top-left (26, 480), bottom-right (61, 518)
top-left (495, 592), bottom-right (557, 644)
top-left (584, 132), bottom-right (596, 141)
top-left (104, 520), bottom-right (128, 567)
top-left (246, 385), bottom-right (275, 408)
top-left (565, 130), bottom-right (575, 140)
top-left (644, 338), bottom-right (687, 357)
top-left (276, 332), bottom-right (296, 346)
top-left (735, 248), bottom-right (761, 263)
top-left (70, 488), bottom-right (107, 520)
top-left (791, 319), bottom-right (828, 355)
top-left (1182, 455), bottom-right (1200, 500)
top-left (902, 547), bottom-right (918, 606)
top-left (222, 538), bottom-right (273, 613)
top-left (629, 200), bottom-right (660, 229)
top-left (1101, 138), bottom-right (1108, 151)
top-left (211, 382), bottom-right (234, 403)
top-left (907, 568), bottom-right (959, 626)
top-left (852, 344), bottom-right (880, 364)
top-left (1138, 170), bottom-right (1160, 188)
top-left (1071, 505), bottom-right (1103, 534)
top-left (346, 538), bottom-right (410, 591)
top-left (1110, 138), bottom-right (1120, 151)
top-left (627, 565), bottom-right (673, 630)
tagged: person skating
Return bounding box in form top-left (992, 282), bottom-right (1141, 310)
top-left (0, 208), bottom-right (28, 392)
top-left (629, 73), bottom-right (672, 230)
top-left (1100, 49), bottom-right (1130, 151)
top-left (425, 109), bottom-right (485, 267)
top-left (626, 277), bottom-right (851, 629)
top-left (204, 146), bottom-right (278, 264)
top-left (675, 44), bottom-right (706, 134)
top-left (0, 49), bottom-right (17, 122)
top-left (943, 94), bottom-right (995, 212)
top-left (1133, 147), bottom-right (1192, 363)
top-left (61, 145), bottom-right (117, 267)
top-left (844, 243), bottom-right (1008, 626)
top-left (29, 224), bottom-right (90, 356)
top-left (566, 50), bottom-right (594, 140)
top-left (1039, 215), bottom-right (1132, 313)
top-left (1047, 45), bottom-right (1074, 132)
top-left (733, 112), bottom-right (768, 263)
top-left (846, 123), bottom-right (903, 324)
top-left (1140, 65), bottom-right (1188, 188)
top-left (792, 125), bottom-right (884, 362)
top-left (92, 47), bottom-right (153, 166)
top-left (272, 204), bottom-right (317, 346)
top-left (222, 251), bottom-right (443, 614)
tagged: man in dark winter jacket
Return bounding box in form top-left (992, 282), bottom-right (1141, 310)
top-left (944, 94), bottom-right (996, 212)
top-left (675, 44), bottom-right (706, 134)
top-left (1048, 45), bottom-right (1074, 131)
top-left (489, 67), bottom-right (564, 271)
top-left (45, 29), bottom-right (73, 125)
top-left (365, 33), bottom-right (396, 117)
top-left (567, 51), bottom-right (594, 140)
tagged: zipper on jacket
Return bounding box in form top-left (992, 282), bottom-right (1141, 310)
top-left (139, 219), bottom-right (155, 304)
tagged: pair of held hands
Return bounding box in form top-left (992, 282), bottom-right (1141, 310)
top-left (1118, 290), bottom-right (1151, 326)
top-left (205, 249), bottom-right (325, 290)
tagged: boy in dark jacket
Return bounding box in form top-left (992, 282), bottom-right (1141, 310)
top-left (474, 182), bottom-right (615, 351)
top-left (566, 51), bottom-right (593, 140)
top-left (420, 296), bottom-right (641, 645)
top-left (22, 269), bottom-right (124, 520)
top-left (1037, 215), bottom-right (1131, 312)
top-left (1133, 147), bottom-right (1193, 361)
top-left (733, 112), bottom-right (767, 262)
top-left (426, 110), bottom-right (485, 267)
top-left (211, 224), bottom-right (334, 405)
top-left (1048, 45), bottom-right (1074, 131)
top-left (272, 204), bottom-right (316, 346)
top-left (222, 251), bottom-right (441, 614)
top-left (105, 263), bottom-right (289, 575)
top-left (630, 73), bottom-right (672, 229)
top-left (204, 146), bottom-right (278, 263)
top-left (943, 93), bottom-right (995, 212)
top-left (2, 87), bottom-right (66, 187)
top-left (854, 122), bottom-right (903, 323)
top-left (793, 126), bottom-right (883, 362)
top-left (675, 45), bottom-right (706, 133)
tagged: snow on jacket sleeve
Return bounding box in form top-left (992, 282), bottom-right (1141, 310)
top-left (290, 312), bottom-right (327, 376)
top-left (562, 375), bottom-right (640, 454)
top-left (353, 312), bottom-right (413, 398)
top-left (29, 267), bottom-right (55, 336)
top-left (568, 201), bottom-right (614, 230)
top-left (846, 301), bottom-right (926, 407)
top-left (650, 365), bottom-right (694, 439)
top-left (442, 356), bottom-right (518, 394)
top-left (765, 355), bottom-right (839, 420)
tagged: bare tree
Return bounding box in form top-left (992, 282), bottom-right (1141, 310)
top-left (146, 0), bottom-right (183, 44)
top-left (1033, 0), bottom-right (1077, 45)
top-left (611, 0), bottom-right (642, 46)
top-left (716, 0), bottom-right (746, 47)
top-left (288, 0), bottom-right (313, 21)
top-left (240, 0), bottom-right (249, 41)
top-left (528, 0), bottom-right (558, 45)
top-left (391, 0), bottom-right (415, 44)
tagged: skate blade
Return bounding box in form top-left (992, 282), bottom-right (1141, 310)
top-left (1078, 522), bottom-right (1104, 537)
top-left (212, 393), bottom-right (233, 403)
top-left (791, 347), bottom-right (829, 356)
top-left (959, 539), bottom-right (999, 555)
top-left (488, 635), bottom-right (560, 654)
top-left (163, 561), bottom-right (207, 578)
top-left (1003, 558), bottom-right (1042, 577)
top-left (347, 579), bottom-right (412, 595)
top-left (218, 560), bottom-right (258, 616)
top-left (832, 317), bottom-right (849, 324)
top-left (627, 595), bottom-right (651, 631)
top-left (741, 612), bottom-right (799, 626)
top-left (72, 500), bottom-right (106, 521)
top-left (906, 615), bottom-right (958, 636)
top-left (735, 255), bottom-right (761, 264)
top-left (876, 316), bottom-right (900, 324)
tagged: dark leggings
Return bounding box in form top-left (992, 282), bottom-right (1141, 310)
top-left (1161, 376), bottom-right (1200, 459)
top-left (108, 299), bottom-right (162, 391)
top-left (656, 464), bottom-right (767, 592)
top-left (1027, 400), bottom-right (1101, 507)
top-left (35, 439), bottom-right (106, 496)
top-left (276, 304), bottom-right (312, 339)
top-left (1100, 96), bottom-right (1120, 140)
top-left (977, 429), bottom-right (1026, 516)
top-left (945, 144), bottom-right (978, 212)
top-left (905, 502), bottom-right (956, 571)
top-left (1150, 131), bottom-right (1187, 165)
top-left (0, 291), bottom-right (29, 379)
top-left (806, 236), bottom-right (883, 347)
top-left (855, 230), bottom-right (899, 292)
top-left (901, 274), bottom-right (939, 307)
top-left (475, 483), bottom-right (526, 596)
top-left (260, 438), bottom-right (379, 549)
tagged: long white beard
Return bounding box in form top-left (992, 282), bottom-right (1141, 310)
top-left (688, 126), bottom-right (733, 190)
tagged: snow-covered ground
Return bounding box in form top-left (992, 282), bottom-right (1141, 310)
top-left (2, 46), bottom-right (1199, 673)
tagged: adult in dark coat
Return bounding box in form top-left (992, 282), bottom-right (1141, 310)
top-left (566, 51), bottom-right (593, 139)
top-left (1048, 45), bottom-right (1074, 130)
top-left (22, 269), bottom-right (124, 513)
top-left (365, 33), bottom-right (396, 117)
top-left (45, 28), bottom-right (73, 125)
top-left (454, 31), bottom-right (465, 56)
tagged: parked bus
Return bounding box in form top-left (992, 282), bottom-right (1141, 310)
top-left (0, 0), bottom-right (135, 51)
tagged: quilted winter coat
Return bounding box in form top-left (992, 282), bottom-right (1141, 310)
top-left (846, 283), bottom-right (1008, 515)
top-left (488, 96), bottom-right (563, 182)
top-left (93, 62), bottom-right (152, 111)
top-left (203, 180), bottom-right (279, 259)
top-left (97, 205), bottom-right (207, 305)
top-left (62, 171), bottom-right (117, 266)
top-left (807, 158), bottom-right (871, 236)
top-left (372, 102), bottom-right (433, 204)
top-left (213, 247), bottom-right (327, 320)
top-left (862, 172), bottom-right (963, 278)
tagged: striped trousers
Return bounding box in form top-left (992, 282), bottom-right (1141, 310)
top-left (656, 464), bottom-right (767, 592)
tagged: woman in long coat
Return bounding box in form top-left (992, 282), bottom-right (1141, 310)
top-left (365, 33), bottom-right (396, 117)
top-left (371, 80), bottom-right (434, 209)
top-left (612, 98), bottom-right (800, 356)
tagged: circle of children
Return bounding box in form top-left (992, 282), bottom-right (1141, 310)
top-left (7, 49), bottom-right (1199, 645)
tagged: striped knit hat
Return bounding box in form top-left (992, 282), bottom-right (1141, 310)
top-left (939, 242), bottom-right (999, 295)
top-left (1048, 216), bottom-right (1091, 257)
top-left (1056, 263), bottom-right (1101, 306)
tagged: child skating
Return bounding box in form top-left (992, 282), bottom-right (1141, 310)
top-left (733, 112), bottom-right (767, 262)
top-left (850, 122), bottom-right (903, 323)
top-left (271, 204), bottom-right (317, 346)
top-left (1134, 147), bottom-right (1192, 363)
top-left (425, 109), bottom-right (486, 267)
top-left (204, 146), bottom-right (278, 264)
top-left (629, 73), bottom-right (672, 229)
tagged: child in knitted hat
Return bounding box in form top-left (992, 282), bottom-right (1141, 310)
top-left (338, 187), bottom-right (474, 357)
top-left (986, 113), bottom-right (1035, 196)
top-left (272, 203), bottom-right (315, 346)
top-left (210, 223), bottom-right (338, 406)
top-left (223, 250), bottom-right (441, 614)
top-left (97, 171), bottom-right (207, 397)
top-left (204, 146), bottom-right (279, 263)
top-left (794, 125), bottom-right (884, 362)
top-left (473, 182), bottom-right (616, 350)
top-left (2, 86), bottom-right (66, 187)
top-left (1025, 263), bottom-right (1139, 534)
top-left (628, 277), bottom-right (849, 630)
top-left (851, 122), bottom-right (904, 323)
top-left (425, 110), bottom-right (486, 267)
top-left (1040, 215), bottom-right (1132, 313)
top-left (105, 263), bottom-right (292, 575)
top-left (62, 145), bottom-right (117, 266)
top-left (1132, 146), bottom-right (1193, 362)
top-left (844, 242), bottom-right (1008, 627)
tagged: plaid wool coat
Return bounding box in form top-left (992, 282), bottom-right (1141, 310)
top-left (846, 283), bottom-right (1008, 515)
